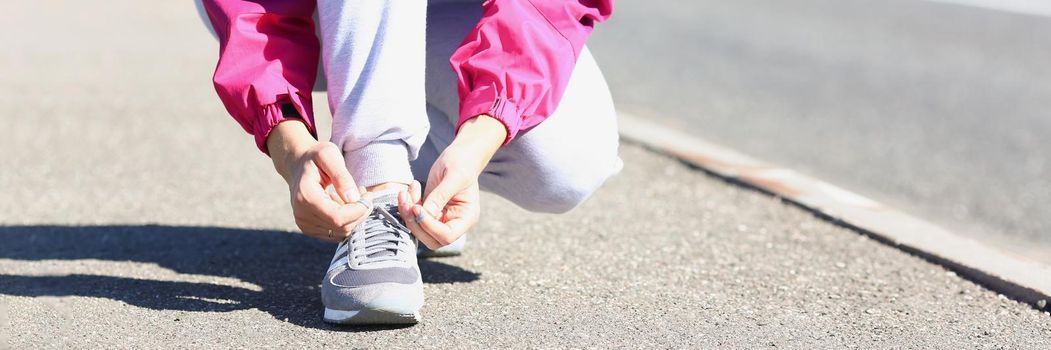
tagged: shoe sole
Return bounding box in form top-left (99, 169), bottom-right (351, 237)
top-left (417, 248), bottom-right (462, 258)
top-left (323, 308), bottom-right (421, 325)
top-left (417, 236), bottom-right (466, 258)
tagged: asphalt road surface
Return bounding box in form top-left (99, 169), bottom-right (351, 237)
top-left (589, 0), bottom-right (1051, 264)
top-left (1, 1), bottom-right (1049, 348)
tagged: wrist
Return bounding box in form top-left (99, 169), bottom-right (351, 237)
top-left (451, 114), bottom-right (508, 171)
top-left (267, 119), bottom-right (317, 181)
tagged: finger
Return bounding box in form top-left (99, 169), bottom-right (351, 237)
top-left (443, 218), bottom-right (473, 240)
top-left (297, 210), bottom-right (340, 233)
top-left (399, 190), bottom-right (439, 249)
top-left (307, 229), bottom-right (346, 243)
top-left (401, 182), bottom-right (429, 232)
top-left (304, 231), bottom-right (343, 243)
top-left (421, 175), bottom-right (462, 219)
top-left (336, 198), bottom-right (374, 235)
top-left (325, 184), bottom-right (344, 204)
top-left (432, 201), bottom-right (477, 241)
top-left (303, 179), bottom-right (373, 229)
top-left (296, 219), bottom-right (326, 235)
top-left (327, 192), bottom-right (374, 228)
top-left (398, 191), bottom-right (424, 233)
top-left (412, 204), bottom-right (456, 248)
top-left (398, 190), bottom-right (417, 222)
top-left (410, 180), bottom-right (423, 203)
top-left (297, 220), bottom-right (345, 243)
top-left (401, 181), bottom-right (424, 223)
top-left (292, 167), bottom-right (354, 242)
top-left (335, 220), bottom-right (359, 238)
top-left (315, 143), bottom-right (360, 203)
top-left (292, 173), bottom-right (337, 225)
top-left (444, 201), bottom-right (481, 228)
top-left (299, 212), bottom-right (351, 242)
top-left (321, 202), bottom-right (371, 229)
top-left (298, 176), bottom-right (337, 215)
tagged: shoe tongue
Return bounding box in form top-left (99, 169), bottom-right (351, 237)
top-left (370, 189), bottom-right (400, 209)
top-left (361, 189), bottom-right (408, 261)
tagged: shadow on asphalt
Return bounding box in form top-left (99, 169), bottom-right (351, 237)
top-left (0, 225), bottom-right (480, 330)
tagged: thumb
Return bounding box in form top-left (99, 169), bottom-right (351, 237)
top-left (422, 175), bottom-right (462, 220)
top-left (315, 143), bottom-right (360, 203)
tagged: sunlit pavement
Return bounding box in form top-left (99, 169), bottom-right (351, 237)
top-left (0, 1), bottom-right (1048, 347)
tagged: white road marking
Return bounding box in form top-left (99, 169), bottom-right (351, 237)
top-left (927, 0), bottom-right (1051, 17)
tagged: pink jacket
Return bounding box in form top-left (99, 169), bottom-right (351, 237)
top-left (203, 0), bottom-right (613, 153)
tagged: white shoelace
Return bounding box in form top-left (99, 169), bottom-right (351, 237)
top-left (349, 204), bottom-right (414, 265)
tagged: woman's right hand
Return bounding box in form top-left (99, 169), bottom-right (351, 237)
top-left (267, 120), bottom-right (371, 242)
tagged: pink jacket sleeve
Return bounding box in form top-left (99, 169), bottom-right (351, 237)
top-left (203, 0), bottom-right (320, 154)
top-left (450, 0), bottom-right (614, 144)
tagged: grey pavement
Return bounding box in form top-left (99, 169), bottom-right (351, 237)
top-left (1, 1), bottom-right (1050, 348)
top-left (589, 0), bottom-right (1051, 264)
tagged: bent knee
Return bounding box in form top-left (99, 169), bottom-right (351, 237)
top-left (509, 160), bottom-right (622, 214)
top-left (524, 184), bottom-right (597, 214)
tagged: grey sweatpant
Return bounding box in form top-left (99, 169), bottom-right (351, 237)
top-left (319, 0), bottom-right (622, 213)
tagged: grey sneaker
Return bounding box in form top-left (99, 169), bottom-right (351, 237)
top-left (321, 190), bottom-right (423, 325)
top-left (417, 235), bottom-right (467, 258)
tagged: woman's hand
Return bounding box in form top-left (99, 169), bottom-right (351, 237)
top-left (268, 121), bottom-right (371, 242)
top-left (398, 157), bottom-right (481, 250)
top-left (398, 115), bottom-right (507, 249)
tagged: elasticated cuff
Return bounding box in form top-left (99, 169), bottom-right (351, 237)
top-left (255, 90), bottom-right (317, 155)
top-left (343, 139), bottom-right (414, 188)
top-left (457, 84), bottom-right (520, 145)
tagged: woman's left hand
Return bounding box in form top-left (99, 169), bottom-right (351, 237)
top-left (397, 114), bottom-right (506, 249)
top-left (398, 161), bottom-right (480, 250)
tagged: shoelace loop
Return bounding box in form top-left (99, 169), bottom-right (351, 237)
top-left (349, 204), bottom-right (414, 265)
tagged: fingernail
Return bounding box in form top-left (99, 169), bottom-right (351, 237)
top-left (345, 190), bottom-right (360, 202)
top-left (412, 205), bottom-right (426, 223)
